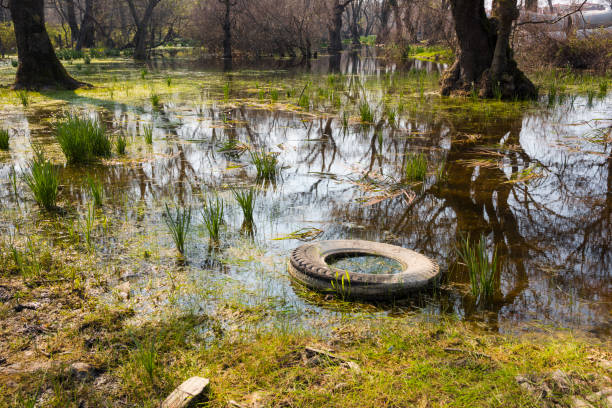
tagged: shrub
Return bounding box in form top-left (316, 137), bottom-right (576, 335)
top-left (517, 29), bottom-right (612, 73)
top-left (56, 115), bottom-right (111, 163)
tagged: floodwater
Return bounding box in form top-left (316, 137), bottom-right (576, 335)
top-left (0, 48), bottom-right (610, 337)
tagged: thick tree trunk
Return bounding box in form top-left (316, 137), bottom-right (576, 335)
top-left (221, 0), bottom-right (232, 59)
top-left (440, 0), bottom-right (537, 100)
top-left (328, 1), bottom-right (355, 53)
top-left (9, 0), bottom-right (85, 90)
top-left (391, 1), bottom-right (404, 44)
top-left (377, 0), bottom-right (391, 44)
top-left (76, 0), bottom-right (95, 50)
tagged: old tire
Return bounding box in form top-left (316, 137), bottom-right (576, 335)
top-left (288, 239), bottom-right (440, 300)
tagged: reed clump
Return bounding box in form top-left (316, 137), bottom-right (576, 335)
top-left (24, 149), bottom-right (59, 211)
top-left (56, 115), bottom-right (111, 164)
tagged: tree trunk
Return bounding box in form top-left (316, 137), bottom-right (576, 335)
top-left (377, 0), bottom-right (391, 44)
top-left (329, 1), bottom-right (354, 53)
top-left (64, 0), bottom-right (79, 47)
top-left (221, 0), bottom-right (232, 59)
top-left (440, 0), bottom-right (536, 100)
top-left (76, 0), bottom-right (95, 50)
top-left (127, 0), bottom-right (162, 60)
top-left (349, 2), bottom-right (361, 46)
top-left (391, 0), bottom-right (404, 44)
top-left (9, 0), bottom-right (85, 90)
top-left (524, 0), bottom-right (538, 12)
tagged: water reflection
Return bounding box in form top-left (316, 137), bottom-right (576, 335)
top-left (0, 51), bottom-right (609, 337)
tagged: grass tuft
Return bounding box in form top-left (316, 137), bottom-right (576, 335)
top-left (164, 203), bottom-right (191, 255)
top-left (116, 133), bottom-right (127, 155)
top-left (16, 90), bottom-right (29, 107)
top-left (404, 153), bottom-right (428, 182)
top-left (150, 93), bottom-right (161, 109)
top-left (233, 188), bottom-right (255, 227)
top-left (250, 150), bottom-right (279, 180)
top-left (87, 175), bottom-right (104, 207)
top-left (56, 115), bottom-right (111, 164)
top-left (201, 194), bottom-right (224, 242)
top-left (24, 149), bottom-right (59, 211)
top-left (143, 124), bottom-right (153, 144)
top-left (456, 233), bottom-right (498, 302)
top-left (359, 100), bottom-right (374, 123)
top-left (0, 129), bottom-right (9, 150)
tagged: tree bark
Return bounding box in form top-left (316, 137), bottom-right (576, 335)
top-left (524, 0), bottom-right (538, 12)
top-left (220, 0), bottom-right (232, 59)
top-left (76, 0), bottom-right (95, 50)
top-left (328, 0), bottom-right (355, 53)
top-left (377, 0), bottom-right (391, 44)
top-left (390, 0), bottom-right (404, 44)
top-left (349, 1), bottom-right (362, 46)
top-left (9, 0), bottom-right (86, 90)
top-left (63, 0), bottom-right (79, 47)
top-left (440, 0), bottom-right (537, 100)
top-left (127, 0), bottom-right (162, 60)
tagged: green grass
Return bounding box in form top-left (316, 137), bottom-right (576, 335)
top-left (456, 233), bottom-right (498, 303)
top-left (16, 90), bottom-right (29, 107)
top-left (404, 153), bottom-right (428, 182)
top-left (143, 124), bottom-right (153, 144)
top-left (150, 93), bottom-right (161, 109)
top-left (233, 188), bottom-right (255, 227)
top-left (223, 82), bottom-right (230, 100)
top-left (56, 115), bottom-right (112, 164)
top-left (164, 203), bottom-right (192, 255)
top-left (0, 129), bottom-right (9, 150)
top-left (133, 337), bottom-right (158, 386)
top-left (359, 100), bottom-right (374, 123)
top-left (86, 175), bottom-right (104, 207)
top-left (250, 150), bottom-right (279, 180)
top-left (599, 81), bottom-right (608, 97)
top-left (116, 133), bottom-right (127, 155)
top-left (201, 194), bottom-right (224, 243)
top-left (24, 149), bottom-right (59, 211)
top-left (83, 201), bottom-right (95, 249)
